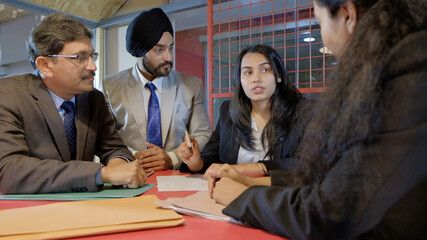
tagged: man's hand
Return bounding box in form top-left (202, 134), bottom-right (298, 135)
top-left (134, 142), bottom-right (172, 171)
top-left (101, 158), bottom-right (147, 188)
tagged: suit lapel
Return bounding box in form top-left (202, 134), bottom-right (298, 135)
top-left (229, 129), bottom-right (240, 163)
top-left (28, 76), bottom-right (70, 161)
top-left (75, 93), bottom-right (89, 160)
top-left (161, 74), bottom-right (177, 146)
top-left (128, 66), bottom-right (148, 148)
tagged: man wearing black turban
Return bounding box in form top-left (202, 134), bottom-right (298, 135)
top-left (101, 8), bottom-right (211, 172)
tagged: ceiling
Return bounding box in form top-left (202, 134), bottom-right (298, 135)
top-left (0, 0), bottom-right (189, 27)
top-left (25, 0), bottom-right (127, 22)
top-left (0, 3), bottom-right (32, 24)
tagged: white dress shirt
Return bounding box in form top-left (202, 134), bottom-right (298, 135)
top-left (236, 116), bottom-right (270, 164)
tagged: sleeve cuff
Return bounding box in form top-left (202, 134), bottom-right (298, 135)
top-left (95, 165), bottom-right (104, 185)
top-left (114, 156), bottom-right (131, 163)
top-left (131, 150), bottom-right (138, 156)
top-left (167, 152), bottom-right (180, 169)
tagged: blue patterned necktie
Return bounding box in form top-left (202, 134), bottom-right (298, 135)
top-left (61, 101), bottom-right (77, 160)
top-left (146, 83), bottom-right (162, 148)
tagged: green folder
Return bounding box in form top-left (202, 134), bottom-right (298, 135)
top-left (0, 184), bottom-right (155, 201)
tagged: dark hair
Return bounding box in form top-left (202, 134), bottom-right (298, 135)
top-left (316, 0), bottom-right (378, 16)
top-left (298, 0), bottom-right (426, 219)
top-left (230, 44), bottom-right (302, 159)
top-left (26, 13), bottom-right (93, 76)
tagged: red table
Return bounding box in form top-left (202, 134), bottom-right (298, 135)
top-left (0, 170), bottom-right (285, 240)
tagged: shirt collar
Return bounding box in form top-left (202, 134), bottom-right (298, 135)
top-left (48, 89), bottom-right (75, 110)
top-left (250, 115), bottom-right (260, 133)
top-left (136, 63), bottom-right (163, 93)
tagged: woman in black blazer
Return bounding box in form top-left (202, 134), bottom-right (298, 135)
top-left (178, 45), bottom-right (303, 179)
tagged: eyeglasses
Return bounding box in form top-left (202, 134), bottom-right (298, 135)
top-left (46, 52), bottom-right (99, 65)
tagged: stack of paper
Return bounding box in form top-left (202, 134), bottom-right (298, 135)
top-left (0, 195), bottom-right (184, 239)
top-left (156, 191), bottom-right (238, 223)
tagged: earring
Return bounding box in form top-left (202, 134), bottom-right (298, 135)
top-left (277, 78), bottom-right (282, 82)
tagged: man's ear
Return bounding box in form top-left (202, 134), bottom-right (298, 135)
top-left (35, 56), bottom-right (53, 78)
top-left (340, 1), bottom-right (358, 35)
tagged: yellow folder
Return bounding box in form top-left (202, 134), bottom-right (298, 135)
top-left (0, 195), bottom-right (184, 239)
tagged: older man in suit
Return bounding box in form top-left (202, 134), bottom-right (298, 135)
top-left (101, 8), bottom-right (211, 172)
top-left (0, 13), bottom-right (147, 194)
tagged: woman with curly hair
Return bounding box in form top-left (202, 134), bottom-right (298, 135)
top-left (209, 0), bottom-right (427, 239)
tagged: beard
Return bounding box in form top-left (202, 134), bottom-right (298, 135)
top-left (142, 57), bottom-right (173, 78)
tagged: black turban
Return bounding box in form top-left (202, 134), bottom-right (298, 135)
top-left (126, 8), bottom-right (173, 57)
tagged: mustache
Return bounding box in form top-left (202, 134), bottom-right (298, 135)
top-left (82, 71), bottom-right (96, 79)
top-left (158, 61), bottom-right (173, 68)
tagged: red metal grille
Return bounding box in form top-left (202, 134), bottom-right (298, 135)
top-left (207, 0), bottom-right (335, 125)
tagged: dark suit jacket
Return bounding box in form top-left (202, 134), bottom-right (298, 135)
top-left (0, 74), bottom-right (134, 194)
top-left (223, 30), bottom-right (427, 239)
top-left (180, 100), bottom-right (301, 173)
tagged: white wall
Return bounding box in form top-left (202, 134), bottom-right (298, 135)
top-left (103, 24), bottom-right (135, 76)
top-left (0, 60), bottom-right (33, 76)
top-left (0, 14), bottom-right (40, 77)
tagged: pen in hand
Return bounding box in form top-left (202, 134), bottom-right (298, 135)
top-left (146, 170), bottom-right (154, 177)
top-left (185, 131), bottom-right (193, 153)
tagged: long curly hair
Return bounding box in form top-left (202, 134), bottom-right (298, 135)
top-left (299, 0), bottom-right (426, 182)
top-left (230, 45), bottom-right (302, 159)
top-left (293, 0), bottom-right (426, 221)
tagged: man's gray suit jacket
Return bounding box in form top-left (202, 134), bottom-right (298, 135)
top-left (101, 66), bottom-right (211, 169)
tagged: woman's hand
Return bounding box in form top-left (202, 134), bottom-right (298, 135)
top-left (177, 135), bottom-right (204, 172)
top-left (212, 177), bottom-right (248, 206)
top-left (203, 163), bottom-right (250, 197)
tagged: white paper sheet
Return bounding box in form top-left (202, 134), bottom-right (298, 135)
top-left (156, 174), bottom-right (208, 191)
top-left (155, 191), bottom-right (242, 224)
top-left (155, 199), bottom-right (231, 222)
